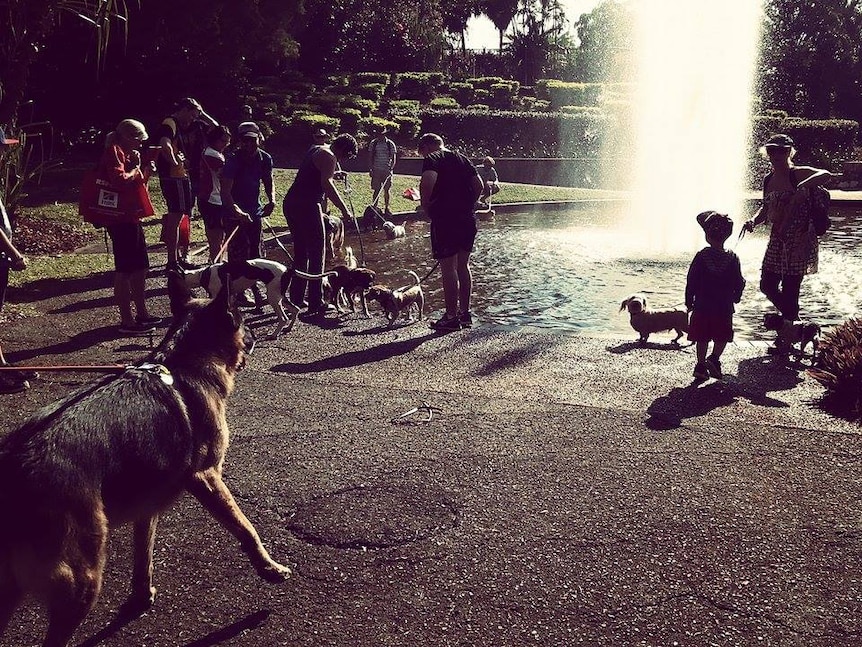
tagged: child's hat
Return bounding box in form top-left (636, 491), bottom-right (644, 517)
top-left (696, 210), bottom-right (733, 239)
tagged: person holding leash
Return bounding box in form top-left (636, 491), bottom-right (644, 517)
top-left (368, 125), bottom-right (396, 216)
top-left (283, 133), bottom-right (357, 317)
top-left (742, 133), bottom-right (831, 350)
top-left (418, 132), bottom-right (483, 332)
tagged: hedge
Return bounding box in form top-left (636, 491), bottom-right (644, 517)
top-left (394, 72), bottom-right (446, 100)
top-left (353, 72), bottom-right (391, 86)
top-left (356, 83), bottom-right (387, 102)
top-left (388, 99), bottom-right (421, 115)
top-left (429, 96), bottom-right (460, 109)
top-left (538, 81), bottom-right (602, 109)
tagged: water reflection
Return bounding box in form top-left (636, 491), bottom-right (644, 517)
top-left (278, 205), bottom-right (860, 341)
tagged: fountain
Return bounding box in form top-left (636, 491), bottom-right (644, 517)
top-left (628, 0), bottom-right (763, 254)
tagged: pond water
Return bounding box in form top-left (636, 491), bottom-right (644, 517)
top-left (277, 204), bottom-right (861, 341)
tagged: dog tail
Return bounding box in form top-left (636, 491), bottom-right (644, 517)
top-left (394, 270), bottom-right (421, 292)
top-left (294, 269), bottom-right (338, 280)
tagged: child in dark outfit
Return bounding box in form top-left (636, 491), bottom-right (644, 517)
top-left (685, 211), bottom-right (746, 380)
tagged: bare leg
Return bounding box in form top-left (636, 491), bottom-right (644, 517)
top-left (186, 468), bottom-right (291, 582)
top-left (438, 255), bottom-right (459, 317)
top-left (163, 212), bottom-right (182, 266)
top-left (455, 249), bottom-right (472, 314)
top-left (129, 269), bottom-right (149, 320)
top-left (711, 340), bottom-right (727, 360)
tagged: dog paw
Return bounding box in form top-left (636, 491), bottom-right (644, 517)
top-left (258, 561), bottom-right (292, 582)
top-left (120, 587), bottom-right (156, 618)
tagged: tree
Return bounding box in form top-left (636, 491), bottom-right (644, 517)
top-left (0, 0), bottom-right (134, 126)
top-left (483, 0), bottom-right (519, 51)
top-left (505, 0), bottom-right (568, 84)
top-left (572, 0), bottom-right (633, 83)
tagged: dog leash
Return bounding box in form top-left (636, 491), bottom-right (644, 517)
top-left (214, 226), bottom-right (240, 263)
top-left (391, 401), bottom-right (441, 424)
top-left (419, 262), bottom-right (439, 284)
top-left (262, 216), bottom-right (294, 262)
top-left (0, 362), bottom-right (173, 384)
top-left (342, 174), bottom-right (367, 266)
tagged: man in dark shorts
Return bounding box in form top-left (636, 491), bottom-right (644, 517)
top-left (156, 97), bottom-right (216, 270)
top-left (418, 133), bottom-right (483, 331)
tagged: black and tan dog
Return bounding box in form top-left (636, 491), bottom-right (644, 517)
top-left (366, 270), bottom-right (424, 326)
top-left (325, 264), bottom-right (376, 316)
top-left (0, 276), bottom-right (290, 647)
top-left (763, 312), bottom-right (821, 361)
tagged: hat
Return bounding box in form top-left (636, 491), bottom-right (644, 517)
top-left (313, 128), bottom-right (329, 140)
top-left (237, 121), bottom-right (262, 141)
top-left (764, 134), bottom-right (794, 149)
top-left (696, 210), bottom-right (733, 240)
top-left (0, 127), bottom-right (19, 146)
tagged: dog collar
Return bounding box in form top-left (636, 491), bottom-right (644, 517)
top-left (129, 362), bottom-right (174, 386)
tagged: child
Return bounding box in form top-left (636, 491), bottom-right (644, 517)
top-left (685, 211), bottom-right (746, 380)
top-left (198, 125), bottom-right (231, 261)
top-left (478, 156), bottom-right (500, 206)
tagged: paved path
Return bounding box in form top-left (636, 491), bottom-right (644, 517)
top-left (2, 291), bottom-right (860, 646)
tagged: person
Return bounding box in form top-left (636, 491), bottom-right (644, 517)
top-left (418, 132), bottom-right (483, 332)
top-left (478, 156), bottom-right (501, 206)
top-left (155, 97), bottom-right (216, 270)
top-left (686, 211), bottom-right (746, 380)
top-left (198, 125), bottom-right (231, 261)
top-left (313, 128), bottom-right (330, 146)
top-left (98, 119), bottom-right (162, 335)
top-left (283, 133), bottom-right (357, 316)
top-left (742, 133), bottom-right (831, 350)
top-left (368, 125), bottom-right (396, 216)
top-left (0, 128), bottom-right (35, 394)
top-left (221, 122), bottom-right (275, 265)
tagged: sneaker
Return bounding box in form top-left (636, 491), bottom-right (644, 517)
top-left (705, 356), bottom-right (722, 379)
top-left (177, 258), bottom-right (201, 271)
top-left (693, 362), bottom-right (710, 380)
top-left (0, 373), bottom-right (29, 394)
top-left (458, 310), bottom-right (474, 328)
top-left (136, 315), bottom-right (163, 327)
top-left (118, 322), bottom-right (156, 335)
top-left (430, 313), bottom-right (461, 332)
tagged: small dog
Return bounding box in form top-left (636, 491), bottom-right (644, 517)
top-left (763, 313), bottom-right (821, 360)
top-left (325, 264), bottom-right (376, 316)
top-left (0, 276), bottom-right (290, 647)
top-left (620, 294), bottom-right (689, 344)
top-left (181, 259), bottom-right (301, 338)
top-left (382, 220), bottom-right (406, 239)
top-left (366, 270), bottom-right (425, 326)
top-left (323, 213), bottom-right (345, 260)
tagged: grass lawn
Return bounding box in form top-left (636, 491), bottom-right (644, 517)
top-left (9, 166), bottom-right (623, 289)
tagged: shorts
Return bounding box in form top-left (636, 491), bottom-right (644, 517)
top-left (159, 177), bottom-right (193, 214)
top-left (106, 221), bottom-right (149, 273)
top-left (370, 169), bottom-right (392, 194)
top-left (199, 200), bottom-right (227, 230)
top-left (430, 216), bottom-right (477, 260)
top-left (688, 310), bottom-right (734, 344)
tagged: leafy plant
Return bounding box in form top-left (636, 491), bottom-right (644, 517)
top-left (811, 318), bottom-right (862, 421)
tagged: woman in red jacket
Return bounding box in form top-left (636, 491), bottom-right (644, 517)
top-left (99, 119), bottom-right (161, 334)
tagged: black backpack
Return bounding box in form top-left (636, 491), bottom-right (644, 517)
top-left (763, 171), bottom-right (831, 236)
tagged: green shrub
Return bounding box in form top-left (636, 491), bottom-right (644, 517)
top-left (532, 99), bottom-right (552, 112)
top-left (489, 82), bottom-right (518, 109)
top-left (388, 99), bottom-right (421, 115)
top-left (392, 115), bottom-right (421, 140)
top-left (354, 72), bottom-right (391, 86)
top-left (473, 88), bottom-right (490, 103)
top-left (395, 72), bottom-right (446, 100)
top-left (335, 108), bottom-right (362, 130)
top-left (430, 96), bottom-right (460, 109)
top-left (466, 104), bottom-right (491, 111)
top-left (764, 108), bottom-right (789, 120)
top-left (291, 114), bottom-right (341, 141)
top-left (312, 93), bottom-right (345, 112)
top-left (342, 95), bottom-right (377, 116)
top-left (356, 83), bottom-right (387, 102)
top-left (326, 74), bottom-right (351, 88)
top-left (360, 117), bottom-right (399, 138)
top-left (468, 76), bottom-right (506, 90)
top-left (539, 81), bottom-right (602, 109)
top-left (449, 82), bottom-right (474, 107)
top-left (560, 106), bottom-right (603, 116)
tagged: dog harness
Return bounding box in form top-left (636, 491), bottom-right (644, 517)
top-left (129, 362), bottom-right (174, 385)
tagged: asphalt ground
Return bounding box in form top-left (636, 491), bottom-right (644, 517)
top-left (2, 279), bottom-right (861, 646)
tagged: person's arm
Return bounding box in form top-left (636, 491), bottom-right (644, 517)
top-left (105, 145), bottom-right (145, 187)
top-left (367, 141), bottom-right (374, 177)
top-left (389, 140), bottom-right (397, 172)
top-left (315, 149), bottom-right (351, 218)
top-left (159, 135), bottom-right (183, 175)
top-left (471, 171), bottom-right (483, 202)
top-left (220, 160), bottom-right (251, 221)
top-left (419, 170), bottom-right (437, 219)
top-left (732, 254), bottom-right (746, 303)
top-left (262, 155), bottom-right (275, 217)
top-left (794, 166), bottom-right (832, 190)
top-left (0, 228), bottom-right (26, 271)
top-left (684, 257), bottom-right (699, 311)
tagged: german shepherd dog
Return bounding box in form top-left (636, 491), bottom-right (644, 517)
top-left (0, 275), bottom-right (290, 647)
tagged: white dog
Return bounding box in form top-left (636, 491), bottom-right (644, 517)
top-left (620, 294), bottom-right (689, 344)
top-left (366, 270), bottom-right (424, 326)
top-left (382, 221), bottom-right (406, 239)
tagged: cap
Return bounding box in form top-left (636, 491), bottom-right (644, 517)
top-left (696, 210), bottom-right (733, 240)
top-left (0, 127), bottom-right (19, 146)
top-left (313, 128), bottom-right (329, 139)
top-left (764, 133), bottom-right (794, 149)
top-left (237, 121), bottom-right (262, 141)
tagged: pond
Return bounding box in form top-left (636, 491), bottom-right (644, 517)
top-left (272, 203), bottom-right (861, 341)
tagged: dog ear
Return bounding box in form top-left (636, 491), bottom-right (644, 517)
top-left (167, 271), bottom-right (195, 316)
top-left (619, 298), bottom-right (630, 313)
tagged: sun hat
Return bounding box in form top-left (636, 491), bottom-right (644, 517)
top-left (313, 128), bottom-right (329, 140)
top-left (237, 121), bottom-right (262, 141)
top-left (0, 127), bottom-right (19, 145)
top-left (763, 134), bottom-right (794, 149)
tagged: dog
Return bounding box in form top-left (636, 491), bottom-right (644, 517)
top-left (343, 245), bottom-right (358, 270)
top-left (180, 259), bottom-right (301, 339)
top-left (366, 270), bottom-right (424, 326)
top-left (763, 313), bottom-right (821, 360)
top-left (0, 275), bottom-right (290, 647)
top-left (323, 212), bottom-right (345, 260)
top-left (324, 264), bottom-right (376, 316)
top-left (620, 294), bottom-right (689, 344)
top-left (361, 205), bottom-right (384, 232)
top-left (382, 220), bottom-right (406, 239)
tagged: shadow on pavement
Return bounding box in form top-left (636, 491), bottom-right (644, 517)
top-left (9, 271), bottom-right (113, 303)
top-left (271, 333), bottom-right (436, 373)
top-left (606, 340), bottom-right (692, 354)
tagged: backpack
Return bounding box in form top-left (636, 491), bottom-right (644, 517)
top-left (763, 171), bottom-right (831, 236)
